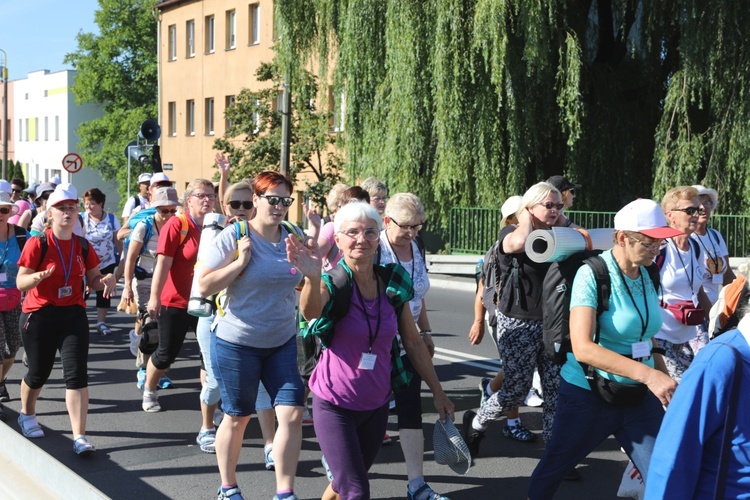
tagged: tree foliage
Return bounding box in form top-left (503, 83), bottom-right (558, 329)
top-left (64, 0), bottom-right (157, 201)
top-left (278, 0), bottom-right (750, 227)
top-left (214, 61), bottom-right (345, 211)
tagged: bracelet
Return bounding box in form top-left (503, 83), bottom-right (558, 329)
top-left (420, 330), bottom-right (432, 336)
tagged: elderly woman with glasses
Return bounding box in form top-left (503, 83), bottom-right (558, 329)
top-left (142, 179), bottom-right (214, 413)
top-left (463, 182), bottom-right (564, 458)
top-left (654, 186), bottom-right (713, 382)
top-left (377, 193), bottom-right (447, 500)
top-left (198, 172), bottom-right (306, 500)
top-left (289, 200), bottom-right (453, 500)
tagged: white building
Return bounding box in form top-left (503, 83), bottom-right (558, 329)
top-left (13, 69), bottom-right (119, 207)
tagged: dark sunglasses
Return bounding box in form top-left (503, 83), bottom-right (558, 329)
top-left (11, 188), bottom-right (22, 194)
top-left (674, 206), bottom-right (705, 216)
top-left (40, 193), bottom-right (51, 200)
top-left (228, 200), bottom-right (253, 210)
top-left (260, 194), bottom-right (294, 207)
top-left (158, 208), bottom-right (178, 215)
top-left (0, 207), bottom-right (11, 215)
top-left (537, 202), bottom-right (564, 211)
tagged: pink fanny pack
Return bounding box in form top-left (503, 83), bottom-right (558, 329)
top-left (660, 300), bottom-right (705, 326)
top-left (0, 288), bottom-right (22, 312)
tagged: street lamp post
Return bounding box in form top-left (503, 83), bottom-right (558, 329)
top-left (0, 49), bottom-right (8, 180)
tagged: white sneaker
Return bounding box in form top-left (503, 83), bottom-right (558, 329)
top-left (129, 329), bottom-right (140, 357)
top-left (525, 388), bottom-right (544, 407)
top-left (213, 408), bottom-right (224, 427)
top-left (301, 406), bottom-right (314, 428)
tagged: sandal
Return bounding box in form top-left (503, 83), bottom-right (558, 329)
top-left (74, 436), bottom-right (96, 455)
top-left (217, 486), bottom-right (244, 500)
top-left (502, 422), bottom-right (538, 442)
top-left (142, 391), bottom-right (161, 412)
top-left (97, 322), bottom-right (112, 336)
top-left (18, 414), bottom-right (45, 438)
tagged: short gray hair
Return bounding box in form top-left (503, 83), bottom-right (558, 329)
top-left (334, 200), bottom-right (383, 233)
top-left (361, 177), bottom-right (387, 198)
top-left (384, 193), bottom-right (425, 223)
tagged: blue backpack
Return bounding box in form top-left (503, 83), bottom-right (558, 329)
top-left (123, 208), bottom-right (157, 257)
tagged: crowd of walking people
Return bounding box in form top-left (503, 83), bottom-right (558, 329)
top-left (0, 168), bottom-right (747, 500)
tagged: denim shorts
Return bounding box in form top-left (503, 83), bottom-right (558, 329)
top-left (211, 334), bottom-right (305, 417)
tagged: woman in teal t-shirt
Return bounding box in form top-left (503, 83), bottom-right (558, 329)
top-left (528, 199), bottom-right (681, 498)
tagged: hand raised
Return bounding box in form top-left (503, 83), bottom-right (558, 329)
top-left (286, 233), bottom-right (322, 278)
top-left (303, 202), bottom-right (322, 228)
top-left (215, 152), bottom-right (231, 176)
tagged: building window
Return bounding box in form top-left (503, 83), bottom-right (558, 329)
top-left (24, 119), bottom-right (28, 141)
top-left (168, 102), bottom-right (177, 136)
top-left (186, 100), bottom-right (195, 136)
top-left (55, 116), bottom-right (59, 141)
top-left (226, 10), bottom-right (236, 49)
top-left (33, 118), bottom-right (39, 141)
top-left (186, 20), bottom-right (195, 57)
top-left (44, 117), bottom-right (49, 141)
top-left (205, 98), bottom-right (215, 135)
top-left (272, 1), bottom-right (278, 40)
top-left (249, 4), bottom-right (260, 45)
top-left (18, 119), bottom-right (22, 142)
top-left (205, 15), bottom-right (215, 54)
top-left (225, 95), bottom-right (235, 130)
top-left (168, 25), bottom-right (177, 61)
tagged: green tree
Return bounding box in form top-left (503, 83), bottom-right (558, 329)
top-left (11, 160), bottom-right (24, 183)
top-left (64, 0), bottom-right (157, 202)
top-left (214, 61), bottom-right (345, 211)
top-left (278, 0), bottom-right (750, 228)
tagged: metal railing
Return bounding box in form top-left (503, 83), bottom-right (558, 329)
top-left (449, 208), bottom-right (750, 257)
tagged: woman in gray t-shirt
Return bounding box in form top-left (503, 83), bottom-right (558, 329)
top-left (198, 171), bottom-right (305, 500)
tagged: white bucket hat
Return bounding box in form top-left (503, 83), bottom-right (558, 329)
top-left (692, 185), bottom-right (719, 208)
top-left (0, 192), bottom-right (20, 215)
top-left (433, 417), bottom-right (471, 475)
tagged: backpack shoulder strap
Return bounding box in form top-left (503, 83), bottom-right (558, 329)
top-left (584, 255), bottom-right (611, 344)
top-left (414, 235), bottom-right (427, 271)
top-left (708, 228), bottom-right (720, 245)
top-left (12, 224), bottom-right (26, 252)
top-left (654, 246), bottom-right (667, 270)
top-left (77, 235), bottom-right (90, 262)
top-left (325, 264), bottom-right (353, 321)
top-left (178, 213), bottom-right (190, 246)
top-left (689, 237), bottom-right (701, 261)
top-left (645, 263), bottom-right (661, 295)
top-left (280, 220), bottom-right (304, 240)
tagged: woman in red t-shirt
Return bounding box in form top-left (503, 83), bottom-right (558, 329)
top-left (16, 185), bottom-right (116, 455)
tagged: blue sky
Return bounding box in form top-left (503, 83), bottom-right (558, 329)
top-left (0, 0), bottom-right (100, 79)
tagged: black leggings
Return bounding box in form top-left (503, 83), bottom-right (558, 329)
top-left (150, 306), bottom-right (198, 370)
top-left (21, 305), bottom-right (89, 390)
top-left (95, 263), bottom-right (117, 309)
top-left (394, 353), bottom-right (424, 429)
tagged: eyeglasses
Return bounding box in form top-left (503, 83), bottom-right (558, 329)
top-left (228, 200), bottom-right (253, 210)
top-left (371, 196), bottom-right (386, 204)
top-left (338, 228), bottom-right (380, 242)
top-left (260, 194), bottom-right (294, 207)
top-left (628, 236), bottom-right (663, 251)
top-left (390, 219), bottom-right (424, 232)
top-left (536, 202), bottom-right (564, 211)
top-left (40, 193), bottom-right (51, 200)
top-left (673, 206), bottom-right (705, 216)
top-left (0, 207), bottom-right (11, 215)
top-left (192, 193), bottom-right (217, 201)
top-left (700, 200), bottom-right (714, 209)
top-left (158, 208), bottom-right (178, 215)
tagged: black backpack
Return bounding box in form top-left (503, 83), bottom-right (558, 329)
top-left (542, 250), bottom-right (660, 365)
top-left (478, 240), bottom-right (501, 327)
top-left (34, 232), bottom-right (90, 269)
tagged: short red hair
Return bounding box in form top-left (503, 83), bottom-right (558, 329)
top-left (253, 171), bottom-right (293, 196)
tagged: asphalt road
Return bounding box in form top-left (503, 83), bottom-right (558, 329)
top-left (0, 281), bottom-right (631, 499)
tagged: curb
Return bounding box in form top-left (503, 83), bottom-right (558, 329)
top-left (0, 420), bottom-right (109, 499)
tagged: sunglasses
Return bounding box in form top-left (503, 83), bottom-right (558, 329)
top-left (536, 202), bottom-right (564, 211)
top-left (0, 207), bottom-right (11, 215)
top-left (260, 194), bottom-right (294, 207)
top-left (11, 188), bottom-right (22, 194)
top-left (40, 193), bottom-right (51, 200)
top-left (158, 208), bottom-right (178, 215)
top-left (228, 200), bottom-right (253, 210)
top-left (673, 206), bottom-right (705, 216)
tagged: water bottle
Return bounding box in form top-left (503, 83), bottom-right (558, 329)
top-left (475, 258), bottom-right (483, 285)
top-left (188, 213), bottom-right (227, 317)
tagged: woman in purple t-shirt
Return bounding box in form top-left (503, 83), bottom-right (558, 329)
top-left (290, 201), bottom-right (454, 500)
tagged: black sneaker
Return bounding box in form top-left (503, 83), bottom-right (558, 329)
top-left (462, 410), bottom-right (484, 459)
top-left (0, 403), bottom-right (6, 422)
top-left (564, 467), bottom-right (582, 481)
top-left (0, 379), bottom-right (9, 402)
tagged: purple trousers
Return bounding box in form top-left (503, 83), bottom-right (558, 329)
top-left (313, 394), bottom-right (390, 500)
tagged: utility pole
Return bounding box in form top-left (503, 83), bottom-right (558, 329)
top-left (0, 49), bottom-right (8, 180)
top-left (279, 78), bottom-right (291, 177)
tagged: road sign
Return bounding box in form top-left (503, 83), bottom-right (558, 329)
top-left (62, 152), bottom-right (83, 173)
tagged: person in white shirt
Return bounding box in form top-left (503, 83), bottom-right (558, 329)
top-left (121, 173), bottom-right (153, 224)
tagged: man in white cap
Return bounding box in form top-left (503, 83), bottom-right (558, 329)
top-left (122, 173), bottom-right (153, 224)
top-left (50, 175), bottom-right (62, 186)
top-left (117, 173), bottom-right (172, 242)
